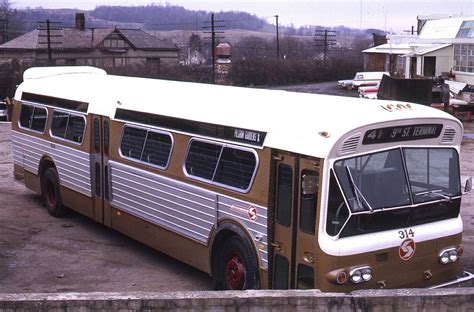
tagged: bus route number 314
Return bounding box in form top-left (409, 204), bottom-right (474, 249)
top-left (398, 228), bottom-right (415, 239)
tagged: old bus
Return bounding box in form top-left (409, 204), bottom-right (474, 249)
top-left (11, 67), bottom-right (473, 291)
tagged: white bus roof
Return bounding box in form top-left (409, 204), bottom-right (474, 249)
top-left (15, 67), bottom-right (462, 158)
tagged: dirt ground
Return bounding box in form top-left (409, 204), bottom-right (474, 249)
top-left (0, 123), bottom-right (212, 293)
top-left (0, 116), bottom-right (473, 293)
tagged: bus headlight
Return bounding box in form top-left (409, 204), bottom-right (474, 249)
top-left (439, 247), bottom-right (460, 264)
top-left (350, 266), bottom-right (372, 283)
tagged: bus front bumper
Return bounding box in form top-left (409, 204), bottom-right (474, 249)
top-left (428, 271), bottom-right (474, 289)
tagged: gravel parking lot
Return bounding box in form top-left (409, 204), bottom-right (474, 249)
top-left (0, 97), bottom-right (473, 292)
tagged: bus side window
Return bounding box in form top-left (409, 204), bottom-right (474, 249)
top-left (19, 104), bottom-right (47, 133)
top-left (185, 140), bottom-right (222, 180)
top-left (214, 147), bottom-right (257, 190)
top-left (51, 111), bottom-right (69, 138)
top-left (141, 131), bottom-right (172, 168)
top-left (19, 104), bottom-right (34, 128)
top-left (120, 126), bottom-right (147, 160)
top-left (65, 115), bottom-right (85, 143)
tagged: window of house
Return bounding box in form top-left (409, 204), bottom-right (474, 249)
top-left (19, 104), bottom-right (48, 133)
top-left (396, 55), bottom-right (406, 75)
top-left (51, 110), bottom-right (86, 144)
top-left (120, 125), bottom-right (173, 169)
top-left (453, 44), bottom-right (474, 73)
top-left (456, 21), bottom-right (474, 38)
top-left (184, 139), bottom-right (258, 192)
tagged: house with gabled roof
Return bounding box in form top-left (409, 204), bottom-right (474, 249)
top-left (0, 13), bottom-right (179, 70)
top-left (362, 15), bottom-right (474, 84)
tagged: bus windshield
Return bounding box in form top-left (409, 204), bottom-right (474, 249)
top-left (327, 148), bottom-right (461, 237)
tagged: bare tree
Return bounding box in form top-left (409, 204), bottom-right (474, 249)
top-left (0, 0), bottom-right (21, 43)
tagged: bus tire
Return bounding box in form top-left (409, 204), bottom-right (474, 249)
top-left (42, 167), bottom-right (66, 217)
top-left (212, 236), bottom-right (258, 290)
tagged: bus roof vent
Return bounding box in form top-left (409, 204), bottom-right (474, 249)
top-left (441, 127), bottom-right (456, 144)
top-left (339, 133), bottom-right (361, 155)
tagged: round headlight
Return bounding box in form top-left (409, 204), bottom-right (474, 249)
top-left (449, 250), bottom-right (458, 262)
top-left (361, 268), bottom-right (372, 281)
top-left (440, 252), bottom-right (450, 264)
top-left (350, 270), bottom-right (362, 283)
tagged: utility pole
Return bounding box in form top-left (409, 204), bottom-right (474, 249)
top-left (203, 13), bottom-right (225, 84)
top-left (275, 15), bottom-right (280, 60)
top-left (314, 29), bottom-right (336, 70)
top-left (38, 20), bottom-right (62, 63)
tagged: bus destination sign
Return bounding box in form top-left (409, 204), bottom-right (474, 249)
top-left (362, 124), bottom-right (443, 145)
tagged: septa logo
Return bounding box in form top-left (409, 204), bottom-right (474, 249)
top-left (399, 238), bottom-right (416, 261)
top-left (248, 207), bottom-right (257, 221)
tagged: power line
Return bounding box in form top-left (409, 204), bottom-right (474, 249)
top-left (203, 13), bottom-right (225, 84)
top-left (38, 20), bottom-right (62, 61)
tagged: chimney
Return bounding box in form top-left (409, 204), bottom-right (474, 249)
top-left (75, 13), bottom-right (85, 31)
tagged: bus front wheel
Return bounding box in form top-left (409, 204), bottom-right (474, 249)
top-left (212, 236), bottom-right (258, 290)
top-left (42, 168), bottom-right (66, 217)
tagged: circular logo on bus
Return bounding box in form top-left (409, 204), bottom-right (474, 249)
top-left (399, 238), bottom-right (416, 261)
top-left (248, 207), bottom-right (257, 221)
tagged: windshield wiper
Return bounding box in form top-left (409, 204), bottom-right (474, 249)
top-left (414, 189), bottom-right (452, 201)
top-left (345, 166), bottom-right (374, 213)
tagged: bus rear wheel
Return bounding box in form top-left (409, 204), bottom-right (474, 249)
top-left (42, 168), bottom-right (66, 217)
top-left (213, 236), bottom-right (258, 290)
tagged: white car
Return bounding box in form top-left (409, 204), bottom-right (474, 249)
top-left (352, 71), bottom-right (389, 88)
top-left (337, 79), bottom-right (353, 89)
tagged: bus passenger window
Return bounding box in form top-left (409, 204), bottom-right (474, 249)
top-left (141, 131), bottom-right (172, 168)
top-left (19, 104), bottom-right (34, 128)
top-left (51, 111), bottom-right (69, 138)
top-left (19, 104), bottom-right (47, 133)
top-left (31, 107), bottom-right (47, 132)
top-left (65, 115), bottom-right (85, 143)
top-left (120, 126), bottom-right (147, 160)
top-left (185, 140), bottom-right (222, 180)
top-left (214, 147), bottom-right (257, 190)
top-left (51, 111), bottom-right (86, 144)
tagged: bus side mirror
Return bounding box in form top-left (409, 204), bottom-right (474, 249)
top-left (464, 177), bottom-right (472, 194)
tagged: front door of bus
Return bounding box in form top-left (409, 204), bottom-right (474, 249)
top-left (272, 152), bottom-right (320, 289)
top-left (91, 115), bottom-right (111, 226)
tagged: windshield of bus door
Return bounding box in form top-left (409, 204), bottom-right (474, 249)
top-left (326, 148), bottom-right (461, 238)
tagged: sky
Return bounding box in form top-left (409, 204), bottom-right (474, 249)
top-left (12, 0), bottom-right (474, 32)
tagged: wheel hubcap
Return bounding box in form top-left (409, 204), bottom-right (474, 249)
top-left (46, 181), bottom-right (56, 207)
top-left (225, 254), bottom-right (246, 290)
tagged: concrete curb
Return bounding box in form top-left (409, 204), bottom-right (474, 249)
top-left (0, 288), bottom-right (473, 311)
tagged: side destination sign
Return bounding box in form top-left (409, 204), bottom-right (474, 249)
top-left (115, 108), bottom-right (266, 147)
top-left (362, 124), bottom-right (443, 145)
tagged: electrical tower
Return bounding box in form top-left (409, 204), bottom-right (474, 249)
top-left (38, 20), bottom-right (62, 63)
top-left (314, 29), bottom-right (336, 70)
top-left (203, 13), bottom-right (225, 84)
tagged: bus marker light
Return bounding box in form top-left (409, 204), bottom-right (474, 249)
top-left (336, 271), bottom-right (347, 284)
top-left (319, 131), bottom-right (330, 138)
top-left (457, 246), bottom-right (464, 257)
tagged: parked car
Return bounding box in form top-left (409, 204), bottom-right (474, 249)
top-left (337, 79), bottom-right (353, 89)
top-left (358, 82), bottom-right (380, 99)
top-left (352, 71), bottom-right (389, 88)
top-left (0, 102), bottom-right (7, 121)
